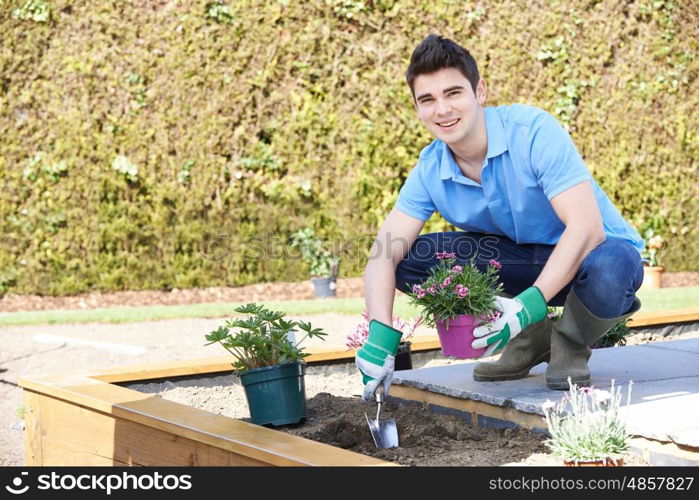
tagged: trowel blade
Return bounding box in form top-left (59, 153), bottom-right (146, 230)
top-left (365, 412), bottom-right (399, 449)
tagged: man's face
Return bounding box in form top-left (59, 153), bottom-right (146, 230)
top-left (412, 67), bottom-right (486, 146)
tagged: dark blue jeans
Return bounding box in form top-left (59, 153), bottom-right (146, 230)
top-left (395, 232), bottom-right (643, 318)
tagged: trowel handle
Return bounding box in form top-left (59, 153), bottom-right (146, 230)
top-left (374, 384), bottom-right (385, 404)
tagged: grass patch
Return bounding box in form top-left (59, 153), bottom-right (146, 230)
top-left (0, 287), bottom-right (696, 328)
top-left (635, 286), bottom-right (699, 313)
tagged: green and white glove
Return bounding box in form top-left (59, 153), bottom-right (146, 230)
top-left (355, 319), bottom-right (402, 402)
top-left (472, 286), bottom-right (547, 357)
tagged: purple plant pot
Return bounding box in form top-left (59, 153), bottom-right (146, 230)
top-left (435, 314), bottom-right (485, 359)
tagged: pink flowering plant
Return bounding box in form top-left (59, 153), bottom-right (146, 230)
top-left (346, 310), bottom-right (423, 350)
top-left (406, 253), bottom-right (503, 328)
top-left (542, 378), bottom-right (632, 463)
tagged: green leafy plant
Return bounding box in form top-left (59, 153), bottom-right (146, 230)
top-left (542, 378), bottom-right (632, 463)
top-left (204, 303), bottom-right (328, 373)
top-left (11, 0), bottom-right (51, 23)
top-left (406, 253), bottom-right (502, 327)
top-left (548, 307), bottom-right (632, 349)
top-left (206, 1), bottom-right (236, 24)
top-left (289, 228), bottom-right (339, 278)
top-left (592, 318), bottom-right (632, 349)
top-left (112, 155), bottom-right (138, 183)
top-left (641, 228), bottom-right (665, 267)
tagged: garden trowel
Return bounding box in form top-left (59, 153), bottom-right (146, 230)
top-left (365, 388), bottom-right (399, 449)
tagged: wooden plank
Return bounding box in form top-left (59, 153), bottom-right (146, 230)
top-left (23, 390), bottom-right (269, 466)
top-left (19, 379), bottom-right (392, 466)
top-left (23, 390), bottom-right (43, 466)
top-left (390, 385), bottom-right (547, 430)
top-left (79, 308), bottom-right (699, 383)
top-left (629, 437), bottom-right (699, 466)
top-left (92, 356), bottom-right (235, 384)
top-left (89, 338), bottom-right (443, 383)
top-left (628, 307), bottom-right (699, 328)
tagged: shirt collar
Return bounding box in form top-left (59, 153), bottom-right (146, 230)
top-left (438, 107), bottom-right (508, 180)
top-left (484, 107), bottom-right (507, 159)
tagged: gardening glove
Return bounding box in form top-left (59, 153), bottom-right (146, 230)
top-left (471, 286), bottom-right (547, 357)
top-left (355, 319), bottom-right (402, 402)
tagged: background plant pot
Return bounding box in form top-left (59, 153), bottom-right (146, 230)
top-left (311, 277), bottom-right (336, 298)
top-left (564, 457), bottom-right (624, 467)
top-left (641, 265), bottom-right (664, 290)
top-left (239, 361), bottom-right (307, 426)
top-left (435, 315), bottom-right (485, 359)
top-left (394, 341), bottom-right (413, 371)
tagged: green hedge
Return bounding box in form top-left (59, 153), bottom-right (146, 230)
top-left (1, 0), bottom-right (697, 295)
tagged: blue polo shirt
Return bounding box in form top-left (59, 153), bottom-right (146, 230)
top-left (396, 104), bottom-right (643, 252)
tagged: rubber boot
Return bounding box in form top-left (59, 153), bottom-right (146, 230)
top-left (546, 289), bottom-right (641, 390)
top-left (473, 318), bottom-right (553, 381)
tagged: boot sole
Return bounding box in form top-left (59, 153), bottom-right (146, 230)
top-left (473, 351), bottom-right (550, 382)
top-left (546, 375), bottom-right (590, 390)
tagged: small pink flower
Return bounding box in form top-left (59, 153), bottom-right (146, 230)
top-left (488, 259), bottom-right (502, 269)
top-left (436, 251), bottom-right (456, 260)
top-left (426, 285), bottom-right (437, 295)
top-left (417, 289), bottom-right (426, 299)
top-left (412, 284), bottom-right (422, 294)
top-left (440, 276), bottom-right (453, 289)
top-left (345, 321), bottom-right (369, 350)
top-left (450, 265), bottom-right (463, 274)
top-left (455, 284), bottom-right (469, 298)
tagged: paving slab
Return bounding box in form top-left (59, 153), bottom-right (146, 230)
top-left (394, 338), bottom-right (699, 449)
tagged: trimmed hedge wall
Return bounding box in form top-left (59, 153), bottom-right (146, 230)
top-left (1, 0), bottom-right (697, 295)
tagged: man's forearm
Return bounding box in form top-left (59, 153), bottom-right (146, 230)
top-left (364, 258), bottom-right (397, 325)
top-left (534, 225), bottom-right (605, 302)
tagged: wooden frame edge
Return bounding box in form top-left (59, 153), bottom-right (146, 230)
top-left (19, 371), bottom-right (394, 466)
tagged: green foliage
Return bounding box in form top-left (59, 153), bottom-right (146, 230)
top-left (548, 308), bottom-right (632, 349)
top-left (0, 0), bottom-right (697, 296)
top-left (406, 256), bottom-right (502, 327)
top-left (204, 302), bottom-right (328, 373)
top-left (11, 0), bottom-right (50, 23)
top-left (592, 319), bottom-right (632, 349)
top-left (206, 1), bottom-right (236, 24)
top-left (289, 227), bottom-right (338, 277)
top-left (640, 227), bottom-right (666, 267)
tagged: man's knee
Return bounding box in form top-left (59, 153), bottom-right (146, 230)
top-left (580, 239), bottom-right (642, 285)
top-left (573, 239), bottom-right (643, 316)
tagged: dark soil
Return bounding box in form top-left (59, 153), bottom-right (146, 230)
top-left (279, 393), bottom-right (555, 466)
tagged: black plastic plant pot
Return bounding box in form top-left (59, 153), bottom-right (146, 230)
top-left (239, 361), bottom-right (307, 426)
top-left (394, 341), bottom-right (413, 371)
top-left (311, 277), bottom-right (336, 298)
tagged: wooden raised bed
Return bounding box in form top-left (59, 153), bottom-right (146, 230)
top-left (19, 308), bottom-right (699, 466)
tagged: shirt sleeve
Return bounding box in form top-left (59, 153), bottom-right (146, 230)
top-left (529, 112), bottom-right (592, 200)
top-left (395, 163), bottom-right (436, 221)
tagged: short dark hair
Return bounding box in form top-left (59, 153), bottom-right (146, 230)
top-left (406, 34), bottom-right (480, 96)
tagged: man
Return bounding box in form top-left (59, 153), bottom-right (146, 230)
top-left (355, 34), bottom-right (643, 401)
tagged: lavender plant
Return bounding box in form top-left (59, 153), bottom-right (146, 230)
top-left (542, 378), bottom-right (632, 463)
